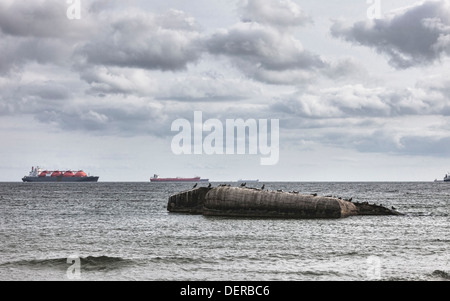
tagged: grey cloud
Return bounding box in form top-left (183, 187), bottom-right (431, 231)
top-left (330, 0), bottom-right (450, 68)
top-left (0, 0), bottom-right (95, 40)
top-left (0, 2), bottom-right (202, 73)
top-left (0, 0), bottom-right (357, 88)
top-left (0, 1), bottom-right (95, 73)
top-left (282, 120), bottom-right (450, 157)
top-left (417, 77), bottom-right (450, 95)
top-left (271, 85), bottom-right (391, 118)
top-left (77, 10), bottom-right (203, 71)
top-left (0, 80), bottom-right (71, 115)
top-left (396, 136), bottom-right (450, 156)
top-left (202, 0), bottom-right (365, 85)
top-left (34, 100), bottom-right (172, 137)
top-left (270, 79), bottom-right (450, 158)
top-left (0, 0), bottom-right (69, 38)
top-left (205, 23), bottom-right (327, 84)
top-left (0, 33), bottom-right (76, 74)
top-left (348, 131), bottom-right (450, 157)
top-left (18, 81), bottom-right (71, 101)
top-left (0, 76), bottom-right (175, 137)
top-left (206, 24), bottom-right (325, 70)
top-left (324, 58), bottom-right (369, 82)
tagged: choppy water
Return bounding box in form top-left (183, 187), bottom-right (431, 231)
top-left (0, 182), bottom-right (448, 281)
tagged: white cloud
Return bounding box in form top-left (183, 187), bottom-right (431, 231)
top-left (80, 66), bottom-right (158, 96)
top-left (273, 80), bottom-right (450, 119)
top-left (239, 0), bottom-right (312, 29)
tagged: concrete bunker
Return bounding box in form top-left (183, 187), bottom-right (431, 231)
top-left (168, 186), bottom-right (402, 219)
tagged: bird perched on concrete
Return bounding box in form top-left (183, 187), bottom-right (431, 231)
top-left (261, 184), bottom-right (265, 190)
top-left (311, 193), bottom-right (317, 197)
top-left (391, 206), bottom-right (396, 210)
top-left (208, 183), bottom-right (211, 188)
top-left (192, 183), bottom-right (197, 188)
top-left (240, 182), bottom-right (246, 187)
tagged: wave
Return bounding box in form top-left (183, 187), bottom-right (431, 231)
top-left (402, 212), bottom-right (448, 217)
top-left (150, 256), bottom-right (218, 265)
top-left (0, 255), bottom-right (135, 272)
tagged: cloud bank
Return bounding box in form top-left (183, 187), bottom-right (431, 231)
top-left (331, 0), bottom-right (450, 68)
top-left (1, 0), bottom-right (449, 163)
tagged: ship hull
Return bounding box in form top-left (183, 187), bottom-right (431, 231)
top-left (150, 178), bottom-right (209, 183)
top-left (22, 176), bottom-right (99, 182)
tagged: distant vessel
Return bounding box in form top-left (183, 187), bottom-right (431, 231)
top-left (237, 179), bottom-right (259, 183)
top-left (150, 174), bottom-right (209, 182)
top-left (435, 173), bottom-right (450, 182)
top-left (22, 166), bottom-right (99, 182)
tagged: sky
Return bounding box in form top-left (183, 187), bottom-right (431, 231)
top-left (1, 0), bottom-right (450, 182)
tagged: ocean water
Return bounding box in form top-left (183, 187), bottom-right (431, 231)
top-left (0, 181), bottom-right (448, 281)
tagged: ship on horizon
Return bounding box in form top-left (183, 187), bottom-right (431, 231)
top-left (150, 174), bottom-right (209, 183)
top-left (22, 166), bottom-right (99, 182)
top-left (237, 179), bottom-right (259, 183)
top-left (434, 172), bottom-right (450, 182)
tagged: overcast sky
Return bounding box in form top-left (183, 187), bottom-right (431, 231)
top-left (1, 0), bottom-right (450, 182)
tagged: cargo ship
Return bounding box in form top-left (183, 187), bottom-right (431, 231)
top-left (237, 179), bottom-right (259, 183)
top-left (22, 166), bottom-right (99, 182)
top-left (150, 174), bottom-right (209, 182)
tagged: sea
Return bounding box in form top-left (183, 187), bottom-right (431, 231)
top-left (0, 181), bottom-right (448, 283)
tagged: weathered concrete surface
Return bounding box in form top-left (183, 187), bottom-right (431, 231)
top-left (203, 186), bottom-right (358, 218)
top-left (168, 187), bottom-right (212, 214)
top-left (167, 186), bottom-right (402, 219)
